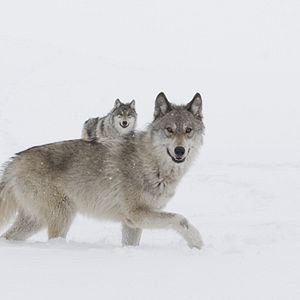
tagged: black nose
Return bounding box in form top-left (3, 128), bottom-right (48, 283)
top-left (122, 121), bottom-right (128, 126)
top-left (174, 146), bottom-right (185, 157)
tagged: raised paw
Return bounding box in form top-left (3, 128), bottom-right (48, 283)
top-left (187, 237), bottom-right (204, 250)
top-left (182, 222), bottom-right (204, 250)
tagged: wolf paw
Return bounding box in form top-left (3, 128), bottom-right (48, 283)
top-left (187, 238), bottom-right (204, 250)
top-left (185, 224), bottom-right (204, 250)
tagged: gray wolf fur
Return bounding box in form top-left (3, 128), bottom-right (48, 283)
top-left (82, 99), bottom-right (137, 141)
top-left (0, 93), bottom-right (205, 249)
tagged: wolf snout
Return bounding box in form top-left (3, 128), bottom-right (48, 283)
top-left (174, 146), bottom-right (185, 158)
top-left (121, 121), bottom-right (129, 128)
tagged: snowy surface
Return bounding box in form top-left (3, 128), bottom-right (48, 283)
top-left (0, 1), bottom-right (299, 299)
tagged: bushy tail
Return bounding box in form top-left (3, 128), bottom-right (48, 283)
top-left (0, 181), bottom-right (18, 228)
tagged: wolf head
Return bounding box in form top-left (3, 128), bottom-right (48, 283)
top-left (151, 92), bottom-right (204, 165)
top-left (112, 99), bottom-right (137, 135)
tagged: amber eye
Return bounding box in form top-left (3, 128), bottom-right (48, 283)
top-left (166, 127), bottom-right (173, 133)
top-left (186, 127), bottom-right (192, 134)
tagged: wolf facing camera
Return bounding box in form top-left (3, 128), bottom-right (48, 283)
top-left (0, 92), bottom-right (205, 249)
top-left (82, 99), bottom-right (137, 141)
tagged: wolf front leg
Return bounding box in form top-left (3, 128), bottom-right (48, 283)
top-left (125, 209), bottom-right (203, 249)
top-left (121, 223), bottom-right (142, 246)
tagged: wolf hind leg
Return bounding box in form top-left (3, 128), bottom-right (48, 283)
top-left (2, 211), bottom-right (44, 241)
top-left (46, 195), bottom-right (76, 239)
top-left (122, 223), bottom-right (142, 246)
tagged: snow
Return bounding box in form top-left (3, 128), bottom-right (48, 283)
top-left (0, 1), bottom-right (299, 299)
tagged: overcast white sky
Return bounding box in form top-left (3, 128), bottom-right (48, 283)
top-left (0, 0), bottom-right (299, 163)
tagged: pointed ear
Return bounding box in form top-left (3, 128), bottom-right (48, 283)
top-left (186, 93), bottom-right (202, 119)
top-left (154, 92), bottom-right (172, 120)
top-left (114, 99), bottom-right (121, 108)
top-left (130, 100), bottom-right (135, 109)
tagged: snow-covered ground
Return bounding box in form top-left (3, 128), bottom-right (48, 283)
top-left (0, 1), bottom-right (299, 299)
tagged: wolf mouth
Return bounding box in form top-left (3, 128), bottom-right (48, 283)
top-left (167, 149), bottom-right (186, 164)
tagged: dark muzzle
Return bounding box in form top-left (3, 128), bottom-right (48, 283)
top-left (121, 121), bottom-right (129, 128)
top-left (174, 146), bottom-right (185, 159)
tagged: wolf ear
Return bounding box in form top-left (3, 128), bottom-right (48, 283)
top-left (154, 92), bottom-right (172, 120)
top-left (186, 93), bottom-right (202, 119)
top-left (130, 100), bottom-right (135, 109)
top-left (114, 99), bottom-right (121, 108)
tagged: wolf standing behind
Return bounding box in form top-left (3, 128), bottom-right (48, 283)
top-left (0, 93), bottom-right (205, 249)
top-left (82, 99), bottom-right (137, 141)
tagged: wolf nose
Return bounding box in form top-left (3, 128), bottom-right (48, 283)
top-left (122, 121), bottom-right (128, 126)
top-left (174, 146), bottom-right (185, 157)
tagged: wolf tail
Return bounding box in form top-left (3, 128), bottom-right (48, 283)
top-left (0, 181), bottom-right (17, 228)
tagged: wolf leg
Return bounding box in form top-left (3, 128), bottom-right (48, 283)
top-left (121, 223), bottom-right (142, 246)
top-left (125, 209), bottom-right (203, 249)
top-left (2, 211), bottom-right (44, 241)
top-left (46, 195), bottom-right (76, 239)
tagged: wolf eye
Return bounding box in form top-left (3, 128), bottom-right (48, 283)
top-left (186, 127), bottom-right (192, 133)
top-left (166, 127), bottom-right (173, 133)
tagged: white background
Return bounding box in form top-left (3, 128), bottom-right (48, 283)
top-left (0, 1), bottom-right (299, 299)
